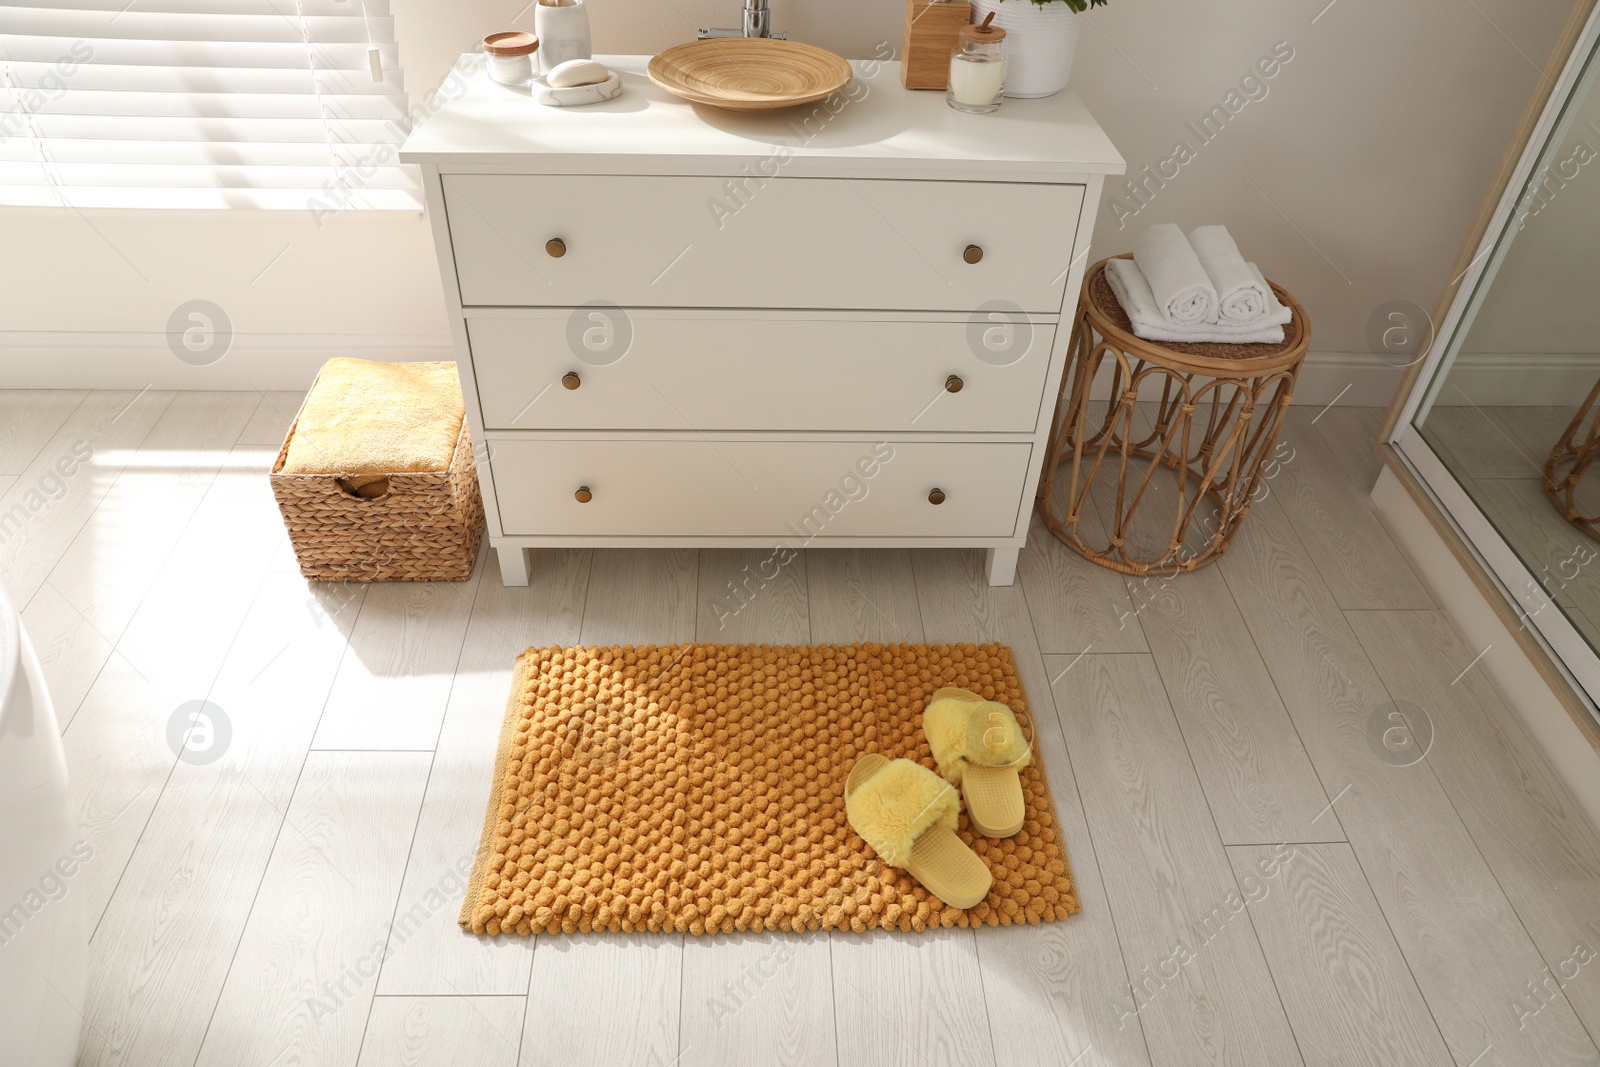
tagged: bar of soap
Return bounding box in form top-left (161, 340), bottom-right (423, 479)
top-left (546, 59), bottom-right (610, 88)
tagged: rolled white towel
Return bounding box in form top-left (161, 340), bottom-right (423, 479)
top-left (1133, 223), bottom-right (1218, 326)
top-left (1105, 258), bottom-right (1289, 345)
top-left (1189, 225), bottom-right (1271, 324)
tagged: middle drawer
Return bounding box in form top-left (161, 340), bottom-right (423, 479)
top-left (467, 312), bottom-right (1056, 433)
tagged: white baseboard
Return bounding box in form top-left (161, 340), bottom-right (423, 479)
top-left (1, 332), bottom-right (1406, 407)
top-left (1372, 465), bottom-right (1600, 831)
top-left (0, 331), bottom-right (454, 390)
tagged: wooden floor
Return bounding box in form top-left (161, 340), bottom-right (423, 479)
top-left (6, 391), bottom-right (1600, 1067)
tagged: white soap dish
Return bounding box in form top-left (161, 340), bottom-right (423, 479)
top-left (533, 71), bottom-right (622, 107)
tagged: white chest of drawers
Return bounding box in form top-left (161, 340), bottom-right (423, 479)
top-left (402, 55), bottom-right (1122, 587)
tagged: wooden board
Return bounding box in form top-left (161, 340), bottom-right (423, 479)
top-left (1279, 409), bottom-right (1435, 610)
top-left (1218, 494), bottom-right (1600, 1064)
top-left (1352, 608), bottom-right (1600, 1043)
top-left (375, 547), bottom-right (589, 996)
top-left (805, 548), bottom-right (927, 644)
top-left (359, 996), bottom-right (526, 1067)
top-left (1048, 652), bottom-right (1303, 1066)
top-left (1227, 843), bottom-right (1454, 1065)
top-left (310, 575), bottom-right (479, 751)
top-left (1133, 561), bottom-right (1342, 845)
top-left (79, 567), bottom-right (360, 1067)
top-left (192, 752), bottom-right (432, 1067)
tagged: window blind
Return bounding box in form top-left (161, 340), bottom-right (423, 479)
top-left (0, 0), bottom-right (419, 211)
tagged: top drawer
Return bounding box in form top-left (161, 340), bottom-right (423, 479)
top-left (442, 175), bottom-right (1084, 313)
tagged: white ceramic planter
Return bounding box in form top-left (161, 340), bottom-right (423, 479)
top-left (534, 0), bottom-right (593, 76)
top-left (971, 0), bottom-right (1081, 99)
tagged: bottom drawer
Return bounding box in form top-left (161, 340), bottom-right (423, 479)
top-left (489, 439), bottom-right (1033, 538)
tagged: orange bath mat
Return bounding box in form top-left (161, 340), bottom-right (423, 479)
top-left (459, 642), bottom-right (1079, 936)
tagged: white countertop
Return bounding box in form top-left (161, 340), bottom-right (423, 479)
top-left (399, 54), bottom-right (1124, 179)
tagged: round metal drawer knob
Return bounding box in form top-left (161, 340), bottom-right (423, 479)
top-left (562, 371), bottom-right (581, 390)
top-left (945, 374), bottom-right (964, 393)
top-left (546, 237), bottom-right (567, 258)
top-left (574, 485), bottom-right (593, 503)
top-left (963, 244), bottom-right (983, 265)
top-left (928, 488), bottom-right (946, 505)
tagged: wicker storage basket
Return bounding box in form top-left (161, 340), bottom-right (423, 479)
top-left (270, 391), bottom-right (485, 583)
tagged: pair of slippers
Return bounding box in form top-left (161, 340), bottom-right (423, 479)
top-left (843, 687), bottom-right (1032, 909)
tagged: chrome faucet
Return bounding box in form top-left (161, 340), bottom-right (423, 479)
top-left (698, 0), bottom-right (785, 40)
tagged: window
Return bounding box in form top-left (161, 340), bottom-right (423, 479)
top-left (0, 0), bottom-right (418, 211)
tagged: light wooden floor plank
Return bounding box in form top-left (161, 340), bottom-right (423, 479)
top-left (1352, 610), bottom-right (1600, 1048)
top-left (192, 751), bottom-right (432, 1067)
top-left (359, 996), bottom-right (527, 1067)
top-left (311, 573), bottom-right (480, 751)
top-left (1226, 842), bottom-right (1453, 1066)
top-left (919, 547), bottom-right (1152, 1067)
top-left (376, 548), bottom-right (589, 996)
top-left (1134, 562), bottom-right (1340, 845)
top-left (679, 932), bottom-right (837, 1067)
top-left (1217, 494), bottom-right (1600, 1065)
top-left (1049, 652), bottom-right (1303, 1067)
top-left (1276, 409), bottom-right (1434, 610)
top-left (78, 567), bottom-right (361, 1067)
top-left (22, 578), bottom-right (114, 732)
top-left (0, 389), bottom-right (173, 607)
top-left (1018, 507), bottom-right (1149, 656)
top-left (43, 430), bottom-right (277, 727)
top-left (522, 934), bottom-right (682, 1067)
top-left (46, 392), bottom-right (255, 637)
top-left (696, 546), bottom-right (810, 644)
top-left (0, 389), bottom-right (84, 474)
top-left (64, 445), bottom-right (289, 933)
top-left (59, 652), bottom-right (186, 941)
top-left (832, 930), bottom-right (997, 1067)
top-left (805, 547), bottom-right (925, 643)
top-left (1307, 405), bottom-right (1385, 491)
top-left (113, 443), bottom-right (289, 690)
top-left (37, 393), bottom-right (256, 729)
top-left (237, 390), bottom-right (306, 447)
top-left (578, 547), bottom-right (698, 646)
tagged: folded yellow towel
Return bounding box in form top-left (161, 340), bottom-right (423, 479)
top-left (281, 358), bottom-right (465, 476)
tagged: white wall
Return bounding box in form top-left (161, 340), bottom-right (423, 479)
top-left (0, 0), bottom-right (1580, 403)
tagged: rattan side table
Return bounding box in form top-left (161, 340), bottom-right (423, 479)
top-left (1545, 375), bottom-right (1600, 542)
top-left (1037, 255), bottom-right (1311, 576)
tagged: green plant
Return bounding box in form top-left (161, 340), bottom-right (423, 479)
top-left (1022, 0), bottom-right (1107, 8)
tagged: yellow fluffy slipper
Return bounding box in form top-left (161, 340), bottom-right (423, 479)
top-left (844, 755), bottom-right (992, 910)
top-left (923, 687), bottom-right (1032, 838)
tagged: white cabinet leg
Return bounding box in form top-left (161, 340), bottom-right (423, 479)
top-left (986, 546), bottom-right (1020, 587)
top-left (497, 545), bottom-right (530, 587)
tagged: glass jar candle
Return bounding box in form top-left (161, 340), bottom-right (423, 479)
top-left (947, 13), bottom-right (1006, 114)
top-left (483, 30), bottom-right (539, 86)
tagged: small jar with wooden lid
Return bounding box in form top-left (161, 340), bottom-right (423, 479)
top-left (947, 13), bottom-right (1006, 114)
top-left (483, 31), bottom-right (539, 86)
